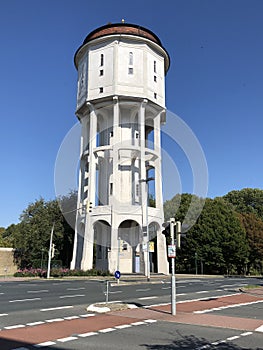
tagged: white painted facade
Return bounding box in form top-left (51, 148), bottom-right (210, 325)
top-left (71, 24), bottom-right (170, 274)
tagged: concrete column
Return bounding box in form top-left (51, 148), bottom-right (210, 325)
top-left (81, 104), bottom-right (97, 270)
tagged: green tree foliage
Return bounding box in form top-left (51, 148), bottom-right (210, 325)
top-left (6, 197), bottom-right (75, 268)
top-left (238, 213), bottom-right (263, 274)
top-left (164, 195), bottom-right (249, 274)
top-left (224, 188), bottom-right (263, 221)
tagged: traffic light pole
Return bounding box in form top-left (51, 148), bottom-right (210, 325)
top-left (47, 222), bottom-right (55, 279)
top-left (170, 218), bottom-right (176, 315)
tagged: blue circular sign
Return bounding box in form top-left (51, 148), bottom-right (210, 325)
top-left (114, 270), bottom-right (121, 279)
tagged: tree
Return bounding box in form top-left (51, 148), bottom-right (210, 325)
top-left (238, 212), bottom-right (263, 274)
top-left (164, 195), bottom-right (249, 274)
top-left (9, 197), bottom-right (75, 268)
top-left (224, 188), bottom-right (263, 221)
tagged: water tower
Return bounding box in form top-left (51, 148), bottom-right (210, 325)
top-left (71, 22), bottom-right (170, 275)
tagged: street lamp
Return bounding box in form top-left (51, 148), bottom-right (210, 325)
top-left (139, 177), bottom-right (154, 282)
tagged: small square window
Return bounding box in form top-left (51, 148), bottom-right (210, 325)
top-left (100, 69), bottom-right (104, 76)
top-left (154, 92), bottom-right (157, 99)
top-left (128, 67), bottom-right (133, 75)
top-left (154, 75), bottom-right (157, 82)
top-left (99, 87), bottom-right (103, 93)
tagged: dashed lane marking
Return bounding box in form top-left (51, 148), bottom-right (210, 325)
top-left (40, 305), bottom-right (73, 311)
top-left (9, 298), bottom-right (41, 303)
top-left (78, 331), bottom-right (98, 337)
top-left (196, 330), bottom-right (254, 349)
top-left (34, 341), bottom-right (56, 347)
top-left (59, 294), bottom-right (85, 298)
top-left (27, 290), bottom-right (49, 294)
top-left (0, 313), bottom-right (8, 316)
top-left (57, 336), bottom-right (78, 343)
top-left (45, 318), bottom-right (64, 323)
top-left (10, 319), bottom-right (155, 350)
top-left (98, 327), bottom-right (116, 333)
top-left (4, 324), bottom-right (25, 330)
top-left (27, 321), bottom-right (45, 326)
top-left (138, 296), bottom-right (158, 300)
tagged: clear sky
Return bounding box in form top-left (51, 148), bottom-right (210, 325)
top-left (1, 0), bottom-right (262, 228)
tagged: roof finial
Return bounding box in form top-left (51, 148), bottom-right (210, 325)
top-left (121, 19), bottom-right (125, 23)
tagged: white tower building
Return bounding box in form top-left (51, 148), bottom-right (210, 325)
top-left (71, 23), bottom-right (170, 275)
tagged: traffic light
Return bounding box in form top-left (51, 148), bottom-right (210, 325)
top-left (88, 201), bottom-right (93, 213)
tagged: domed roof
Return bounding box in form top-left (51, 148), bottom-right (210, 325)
top-left (74, 22), bottom-right (170, 72)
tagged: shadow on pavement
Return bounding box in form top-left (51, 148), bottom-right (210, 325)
top-left (141, 334), bottom-right (262, 350)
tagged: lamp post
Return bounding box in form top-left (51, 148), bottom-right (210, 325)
top-left (140, 177), bottom-right (154, 282)
top-left (47, 222), bottom-right (55, 279)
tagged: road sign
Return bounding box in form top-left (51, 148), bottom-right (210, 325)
top-left (168, 244), bottom-right (176, 258)
top-left (114, 270), bottom-right (121, 279)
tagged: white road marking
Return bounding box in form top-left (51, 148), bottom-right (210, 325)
top-left (196, 291), bottom-right (209, 294)
top-left (9, 298), bottom-right (41, 303)
top-left (40, 305), bottom-right (73, 312)
top-left (66, 287), bottom-right (85, 291)
top-left (194, 299), bottom-right (263, 314)
top-left (241, 332), bottom-right (253, 336)
top-left (136, 288), bottom-right (151, 292)
top-left (64, 316), bottom-right (80, 320)
top-left (138, 296), bottom-right (158, 300)
top-left (0, 313), bottom-right (8, 316)
top-left (177, 293), bottom-right (186, 296)
top-left (45, 318), bottom-right (64, 323)
top-left (52, 282), bottom-right (71, 285)
top-left (78, 331), bottom-right (98, 337)
top-left (0, 292), bottom-right (4, 294)
top-left (27, 290), bottom-right (49, 293)
top-left (109, 291), bottom-right (123, 294)
top-left (162, 287), bottom-right (171, 290)
top-left (131, 321), bottom-right (146, 326)
top-left (59, 294), bottom-right (85, 299)
top-left (226, 335), bottom-right (240, 341)
top-left (79, 313), bottom-right (95, 317)
top-left (115, 324), bottom-right (132, 329)
top-left (99, 327), bottom-right (116, 333)
top-left (57, 336), bottom-right (78, 342)
top-left (255, 325), bottom-right (263, 332)
top-left (34, 341), bottom-right (56, 347)
top-left (27, 321), bottom-right (45, 326)
top-left (144, 319), bottom-right (157, 323)
top-left (4, 324), bottom-right (25, 330)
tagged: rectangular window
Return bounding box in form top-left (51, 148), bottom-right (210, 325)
top-left (154, 92), bottom-right (157, 99)
top-left (128, 67), bottom-right (133, 75)
top-left (154, 60), bottom-right (156, 73)
top-left (99, 87), bottom-right (103, 93)
top-left (100, 54), bottom-right (104, 66)
top-left (154, 75), bottom-right (157, 82)
top-left (129, 52), bottom-right (133, 65)
top-left (110, 183), bottom-right (113, 195)
top-left (100, 69), bottom-right (104, 76)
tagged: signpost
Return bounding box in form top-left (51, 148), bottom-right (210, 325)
top-left (169, 219), bottom-right (181, 316)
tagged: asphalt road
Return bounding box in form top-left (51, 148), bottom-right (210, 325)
top-left (0, 276), bottom-right (262, 329)
top-left (38, 321), bottom-right (263, 350)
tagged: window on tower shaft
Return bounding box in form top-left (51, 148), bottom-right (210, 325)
top-left (100, 54), bottom-right (104, 66)
top-left (128, 52), bottom-right (133, 75)
top-left (129, 52), bottom-right (133, 65)
top-left (154, 60), bottom-right (156, 73)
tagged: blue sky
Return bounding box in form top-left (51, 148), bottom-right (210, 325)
top-left (1, 0), bottom-right (262, 228)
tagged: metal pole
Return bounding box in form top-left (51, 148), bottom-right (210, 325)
top-left (170, 218), bottom-right (176, 315)
top-left (106, 280), bottom-right (109, 303)
top-left (47, 222), bottom-right (55, 279)
top-left (195, 252), bottom-right (198, 275)
top-left (117, 237), bottom-right (120, 284)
